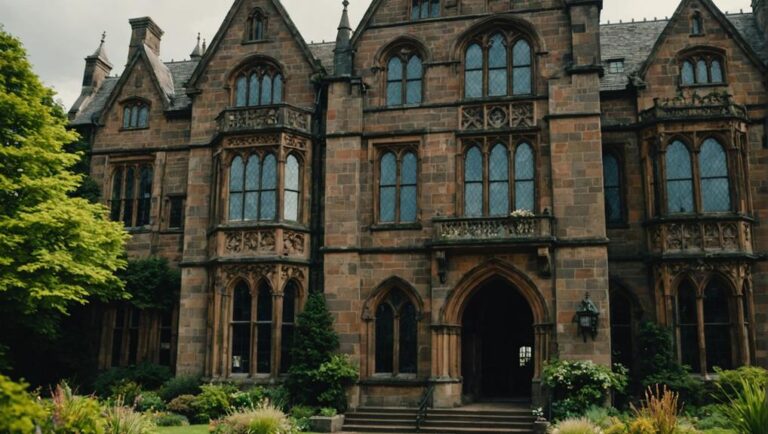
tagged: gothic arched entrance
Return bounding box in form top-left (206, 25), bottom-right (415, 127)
top-left (461, 278), bottom-right (534, 401)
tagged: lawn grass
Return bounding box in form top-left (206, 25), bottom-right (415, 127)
top-left (155, 425), bottom-right (209, 434)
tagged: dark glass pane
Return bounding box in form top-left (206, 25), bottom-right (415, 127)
top-left (489, 144), bottom-right (508, 180)
top-left (375, 304), bottom-right (394, 373)
top-left (231, 324), bottom-right (250, 372)
top-left (490, 182), bottom-right (509, 216)
top-left (513, 40), bottom-right (531, 66)
top-left (137, 166), bottom-right (152, 226)
top-left (236, 76), bottom-right (248, 107)
top-left (111, 169), bottom-right (123, 222)
top-left (411, 0), bottom-right (420, 20)
top-left (283, 284), bottom-right (297, 323)
top-left (388, 57), bottom-right (403, 81)
top-left (465, 147), bottom-right (482, 181)
top-left (138, 106), bottom-right (149, 128)
top-left (249, 74), bottom-right (260, 106)
top-left (666, 141), bottom-right (694, 213)
top-left (259, 191), bottom-right (276, 220)
top-left (130, 106), bottom-right (138, 128)
top-left (430, 0), bottom-right (439, 17)
top-left (244, 192), bottom-right (258, 220)
top-left (668, 180), bottom-right (694, 213)
top-left (387, 82), bottom-right (402, 106)
top-left (680, 325), bottom-right (700, 372)
top-left (128, 326), bottom-right (139, 365)
top-left (420, 0), bottom-right (428, 18)
top-left (696, 59), bottom-right (709, 83)
top-left (610, 292), bottom-right (632, 325)
top-left (233, 283), bottom-right (252, 322)
top-left (605, 187), bottom-right (622, 223)
top-left (169, 197), bottom-right (184, 229)
top-left (380, 153), bottom-right (397, 186)
top-left (273, 74), bottom-right (283, 104)
top-left (261, 75), bottom-right (273, 105)
top-left (123, 107), bottom-right (131, 129)
top-left (515, 143), bottom-right (535, 180)
top-left (692, 16), bottom-right (702, 34)
top-left (681, 62), bottom-right (695, 85)
top-left (704, 282), bottom-right (730, 324)
top-left (705, 325), bottom-right (732, 371)
top-left (230, 156), bottom-right (245, 192)
top-left (710, 60), bottom-right (723, 83)
top-left (245, 155), bottom-right (260, 190)
top-left (401, 152), bottom-right (417, 185)
top-left (399, 302), bottom-right (418, 374)
top-left (262, 153), bottom-right (277, 188)
top-left (123, 167), bottom-right (135, 226)
top-left (678, 284), bottom-right (697, 324)
top-left (407, 56), bottom-right (422, 79)
top-left (111, 328), bottom-right (123, 367)
top-left (280, 324), bottom-right (293, 373)
top-left (256, 323), bottom-right (271, 373)
top-left (380, 186), bottom-right (396, 222)
top-left (513, 67), bottom-right (532, 95)
top-left (465, 70), bottom-right (483, 98)
top-left (230, 193), bottom-right (243, 221)
top-left (465, 44), bottom-right (483, 69)
top-left (603, 154), bottom-right (620, 187)
top-left (257, 285), bottom-right (272, 322)
top-left (400, 186), bottom-right (417, 222)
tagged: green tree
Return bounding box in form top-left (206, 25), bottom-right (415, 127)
top-left (0, 28), bottom-right (128, 370)
top-left (120, 257), bottom-right (181, 310)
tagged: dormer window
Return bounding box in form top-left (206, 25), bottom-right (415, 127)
top-left (247, 10), bottom-right (267, 41)
top-left (233, 64), bottom-right (283, 107)
top-left (691, 12), bottom-right (703, 35)
top-left (607, 59), bottom-right (624, 74)
top-left (122, 101), bottom-right (149, 129)
top-left (412, 0), bottom-right (439, 20)
top-left (680, 54), bottom-right (725, 86)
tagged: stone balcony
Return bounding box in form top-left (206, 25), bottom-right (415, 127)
top-left (646, 215), bottom-right (754, 256)
top-left (431, 215), bottom-right (554, 248)
top-left (209, 223), bottom-right (310, 260)
top-left (216, 104), bottom-right (312, 135)
top-left (638, 92), bottom-right (748, 123)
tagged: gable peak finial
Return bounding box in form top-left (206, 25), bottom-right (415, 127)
top-left (190, 32), bottom-right (204, 59)
top-left (343, 0), bottom-right (349, 8)
top-left (100, 31), bottom-right (106, 45)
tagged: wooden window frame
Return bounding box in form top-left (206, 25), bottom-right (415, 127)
top-left (110, 161), bottom-right (153, 228)
top-left (463, 31), bottom-right (534, 99)
top-left (373, 143), bottom-right (420, 226)
top-left (458, 136), bottom-right (538, 217)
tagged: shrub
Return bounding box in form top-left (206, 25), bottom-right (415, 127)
top-left (212, 401), bottom-right (296, 434)
top-left (290, 405), bottom-right (316, 431)
top-left (167, 394), bottom-right (196, 419)
top-left (319, 407), bottom-right (338, 417)
top-left (136, 391), bottom-right (165, 412)
top-left (551, 418), bottom-right (601, 434)
top-left (691, 405), bottom-right (730, 430)
top-left (94, 363), bottom-right (172, 397)
top-left (109, 380), bottom-right (142, 407)
top-left (717, 379), bottom-right (768, 434)
top-left (151, 412), bottom-right (189, 427)
top-left (45, 383), bottom-right (106, 434)
top-left (628, 417), bottom-right (656, 434)
top-left (263, 386), bottom-right (291, 411)
top-left (542, 359), bottom-right (628, 420)
top-left (713, 366), bottom-right (768, 401)
top-left (631, 385), bottom-right (681, 434)
top-left (103, 404), bottom-right (156, 434)
top-left (191, 383), bottom-right (237, 422)
top-left (604, 421), bottom-right (629, 434)
top-left (313, 354), bottom-right (358, 411)
top-left (158, 375), bottom-right (202, 402)
top-left (0, 374), bottom-right (48, 434)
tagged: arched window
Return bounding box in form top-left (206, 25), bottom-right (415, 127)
top-left (681, 61), bottom-right (695, 85)
top-left (375, 289), bottom-right (418, 374)
top-left (464, 146), bottom-right (483, 216)
top-left (704, 280), bottom-right (732, 370)
top-left (122, 101), bottom-right (149, 129)
top-left (610, 290), bottom-right (634, 369)
top-left (110, 163), bottom-right (153, 227)
top-left (691, 13), bottom-right (703, 35)
top-left (233, 65), bottom-right (283, 107)
top-left (489, 144), bottom-right (509, 216)
top-left (412, 0), bottom-right (439, 19)
top-left (514, 143), bottom-right (535, 211)
top-left (699, 138), bottom-right (730, 212)
top-left (464, 35), bottom-right (533, 98)
top-left (280, 282), bottom-right (298, 373)
top-left (378, 150), bottom-right (418, 223)
top-left (231, 282), bottom-right (251, 374)
top-left (603, 152), bottom-right (623, 224)
top-left (284, 155), bottom-right (301, 221)
top-left (680, 55), bottom-right (726, 86)
top-left (665, 141), bottom-right (694, 214)
top-left (677, 282), bottom-right (700, 372)
top-left (248, 11), bottom-right (266, 41)
top-left (387, 54), bottom-right (423, 106)
top-left (229, 153), bottom-right (277, 221)
top-left (696, 59), bottom-right (708, 83)
top-left (710, 60), bottom-right (723, 83)
top-left (256, 282), bottom-right (273, 374)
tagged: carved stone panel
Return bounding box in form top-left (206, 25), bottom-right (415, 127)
top-left (460, 102), bottom-right (534, 131)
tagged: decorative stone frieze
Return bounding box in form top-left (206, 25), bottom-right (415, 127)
top-left (460, 102), bottom-right (535, 131)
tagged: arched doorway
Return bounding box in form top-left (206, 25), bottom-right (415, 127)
top-left (461, 277), bottom-right (534, 401)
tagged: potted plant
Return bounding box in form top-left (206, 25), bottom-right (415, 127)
top-left (309, 407), bottom-right (345, 433)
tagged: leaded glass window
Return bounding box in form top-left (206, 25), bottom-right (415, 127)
top-left (489, 144), bottom-right (509, 216)
top-left (280, 282), bottom-right (298, 373)
top-left (512, 40), bottom-right (532, 95)
top-left (231, 282), bottom-right (251, 374)
top-left (110, 163), bottom-right (153, 227)
top-left (387, 55), bottom-right (423, 107)
top-left (464, 146), bottom-right (483, 216)
top-left (488, 34), bottom-right (508, 97)
top-left (412, 0), bottom-right (439, 19)
top-left (122, 102), bottom-right (150, 129)
top-left (681, 56), bottom-right (726, 86)
top-left (677, 283), bottom-right (700, 372)
top-left (696, 59), bottom-right (708, 83)
top-left (681, 61), bottom-right (695, 85)
top-left (229, 153), bottom-right (277, 221)
top-left (233, 67), bottom-right (283, 107)
top-left (465, 44), bottom-right (483, 99)
top-left (699, 138), bottom-right (730, 212)
top-left (379, 150), bottom-right (418, 223)
top-left (710, 60), bottom-right (723, 83)
top-left (665, 141), bottom-right (694, 214)
top-left (515, 143), bottom-right (535, 211)
top-left (691, 13), bottom-right (703, 35)
top-left (603, 153), bottom-right (623, 224)
top-left (284, 155), bottom-right (301, 221)
top-left (704, 281), bottom-right (732, 371)
top-left (375, 288), bottom-right (418, 375)
top-left (260, 154), bottom-right (277, 220)
top-left (256, 282), bottom-right (272, 374)
top-left (249, 11), bottom-right (265, 41)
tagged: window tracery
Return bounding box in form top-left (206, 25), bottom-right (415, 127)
top-left (464, 32), bottom-right (533, 99)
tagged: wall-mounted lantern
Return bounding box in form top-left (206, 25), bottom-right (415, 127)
top-left (574, 292), bottom-right (600, 342)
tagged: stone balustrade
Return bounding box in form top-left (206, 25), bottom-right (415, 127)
top-left (216, 104), bottom-right (312, 135)
top-left (432, 215), bottom-right (553, 245)
top-left (646, 215), bottom-right (753, 255)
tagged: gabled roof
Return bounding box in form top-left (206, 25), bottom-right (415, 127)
top-left (185, 0), bottom-right (324, 91)
top-left (350, 0), bottom-right (385, 48)
top-left (636, 0), bottom-right (767, 80)
top-left (70, 78), bottom-right (119, 126)
top-left (309, 42), bottom-right (336, 75)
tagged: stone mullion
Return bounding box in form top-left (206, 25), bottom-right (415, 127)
top-left (277, 146), bottom-right (286, 222)
top-left (691, 143), bottom-right (703, 214)
top-left (210, 287), bottom-right (223, 378)
top-left (249, 289), bottom-right (258, 377)
top-left (272, 292), bottom-right (284, 378)
top-left (746, 288), bottom-right (757, 363)
top-left (658, 147), bottom-right (669, 216)
top-left (696, 293), bottom-right (707, 376)
top-left (726, 133), bottom-right (742, 213)
top-left (393, 311), bottom-right (401, 375)
top-left (735, 293), bottom-right (750, 366)
top-left (221, 291), bottom-right (231, 378)
top-left (508, 137), bottom-right (515, 213)
top-left (363, 319), bottom-right (374, 378)
top-left (482, 141), bottom-right (490, 215)
top-left (395, 153), bottom-right (402, 223)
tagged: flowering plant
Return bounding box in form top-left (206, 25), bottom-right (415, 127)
top-left (510, 209), bottom-right (535, 218)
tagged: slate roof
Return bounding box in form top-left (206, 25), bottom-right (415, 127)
top-left (309, 42), bottom-right (336, 75)
top-left (600, 13), bottom-right (767, 91)
top-left (69, 59), bottom-right (199, 126)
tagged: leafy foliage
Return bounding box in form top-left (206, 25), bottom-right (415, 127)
top-left (286, 292), bottom-right (357, 411)
top-left (713, 366), bottom-right (768, 401)
top-left (0, 374), bottom-right (47, 434)
top-left (542, 359), bottom-right (628, 420)
top-left (45, 383), bottom-right (106, 434)
top-left (135, 391), bottom-right (165, 412)
top-left (0, 28), bottom-right (127, 371)
top-left (211, 401), bottom-right (297, 434)
top-left (151, 412), bottom-right (189, 427)
top-left (103, 402), bottom-right (156, 434)
top-left (631, 385), bottom-right (681, 434)
top-left (94, 363), bottom-right (172, 397)
top-left (158, 375), bottom-right (202, 402)
top-left (717, 379), bottom-right (768, 434)
top-left (190, 383), bottom-right (238, 423)
top-left (119, 257), bottom-right (181, 310)
top-left (551, 417), bottom-right (602, 434)
top-left (166, 394), bottom-right (196, 420)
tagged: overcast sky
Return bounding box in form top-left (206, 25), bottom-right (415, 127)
top-left (0, 0), bottom-right (753, 108)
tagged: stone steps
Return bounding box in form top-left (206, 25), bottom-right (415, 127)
top-left (343, 405), bottom-right (537, 433)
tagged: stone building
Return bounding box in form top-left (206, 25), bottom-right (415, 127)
top-left (68, 0), bottom-right (768, 408)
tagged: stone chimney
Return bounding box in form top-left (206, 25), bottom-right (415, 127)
top-left (128, 17), bottom-right (164, 61)
top-left (754, 0), bottom-right (768, 44)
